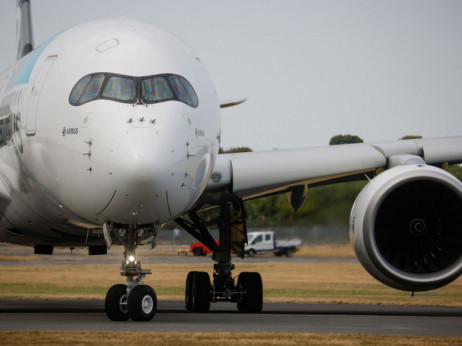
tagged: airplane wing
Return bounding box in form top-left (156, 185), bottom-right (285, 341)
top-left (197, 136), bottom-right (462, 209)
top-left (220, 98), bottom-right (248, 109)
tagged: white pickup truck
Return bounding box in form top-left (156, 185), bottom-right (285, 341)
top-left (244, 231), bottom-right (302, 257)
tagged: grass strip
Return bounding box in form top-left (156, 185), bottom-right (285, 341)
top-left (0, 283), bottom-right (185, 300)
top-left (0, 331), bottom-right (461, 345)
top-left (0, 262), bottom-right (461, 306)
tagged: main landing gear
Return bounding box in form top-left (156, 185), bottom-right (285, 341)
top-left (176, 201), bottom-right (263, 313)
top-left (104, 224), bottom-right (158, 321)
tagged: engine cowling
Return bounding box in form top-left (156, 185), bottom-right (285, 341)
top-left (350, 164), bottom-right (462, 291)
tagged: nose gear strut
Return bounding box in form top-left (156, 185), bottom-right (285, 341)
top-left (104, 223), bottom-right (158, 321)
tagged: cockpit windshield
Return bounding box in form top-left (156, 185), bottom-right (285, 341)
top-left (69, 73), bottom-right (198, 107)
top-left (102, 76), bottom-right (137, 102)
top-left (141, 77), bottom-right (174, 102)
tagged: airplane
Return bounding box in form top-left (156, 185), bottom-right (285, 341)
top-left (0, 0), bottom-right (461, 321)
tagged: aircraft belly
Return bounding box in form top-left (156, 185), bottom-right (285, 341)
top-left (0, 188), bottom-right (95, 247)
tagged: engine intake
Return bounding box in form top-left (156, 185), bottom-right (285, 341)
top-left (350, 165), bottom-right (462, 291)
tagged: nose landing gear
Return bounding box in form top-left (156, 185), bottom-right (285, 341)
top-left (104, 224), bottom-right (157, 321)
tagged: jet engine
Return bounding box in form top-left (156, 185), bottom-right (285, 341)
top-left (350, 164), bottom-right (462, 291)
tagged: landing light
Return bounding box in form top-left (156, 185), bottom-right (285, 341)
top-left (125, 255), bottom-right (137, 265)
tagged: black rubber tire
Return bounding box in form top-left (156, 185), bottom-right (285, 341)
top-left (185, 271), bottom-right (198, 311)
top-left (105, 284), bottom-right (129, 321)
top-left (237, 272), bottom-right (263, 312)
top-left (285, 249), bottom-right (293, 257)
top-left (193, 247), bottom-right (204, 256)
top-left (248, 249), bottom-right (256, 257)
top-left (127, 285), bottom-right (157, 321)
top-left (191, 271), bottom-right (211, 311)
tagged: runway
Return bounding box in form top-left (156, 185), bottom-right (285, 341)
top-left (1, 299), bottom-right (461, 336)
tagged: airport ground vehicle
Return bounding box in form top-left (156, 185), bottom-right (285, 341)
top-left (190, 240), bottom-right (218, 256)
top-left (191, 231), bottom-right (301, 257)
top-left (245, 231), bottom-right (302, 257)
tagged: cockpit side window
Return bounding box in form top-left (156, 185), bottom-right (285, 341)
top-left (69, 75), bottom-right (91, 104)
top-left (181, 78), bottom-right (199, 107)
top-left (169, 75), bottom-right (198, 108)
top-left (141, 77), bottom-right (174, 102)
top-left (102, 76), bottom-right (136, 102)
top-left (78, 74), bottom-right (105, 104)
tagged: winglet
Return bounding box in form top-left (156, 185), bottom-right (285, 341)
top-left (16, 0), bottom-right (34, 60)
top-left (220, 97), bottom-right (248, 109)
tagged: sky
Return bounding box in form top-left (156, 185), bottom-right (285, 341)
top-left (1, 0), bottom-right (462, 151)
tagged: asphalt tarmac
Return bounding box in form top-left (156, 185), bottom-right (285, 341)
top-left (1, 299), bottom-right (461, 336)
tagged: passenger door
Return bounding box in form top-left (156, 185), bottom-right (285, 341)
top-left (26, 55), bottom-right (57, 135)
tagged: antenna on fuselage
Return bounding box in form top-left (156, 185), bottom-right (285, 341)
top-left (16, 0), bottom-right (34, 60)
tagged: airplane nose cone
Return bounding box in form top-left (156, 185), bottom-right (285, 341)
top-left (108, 128), bottom-right (177, 202)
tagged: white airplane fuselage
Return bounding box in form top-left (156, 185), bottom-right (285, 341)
top-left (0, 18), bottom-right (221, 245)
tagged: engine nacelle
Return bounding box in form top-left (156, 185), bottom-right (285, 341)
top-left (350, 164), bottom-right (462, 291)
